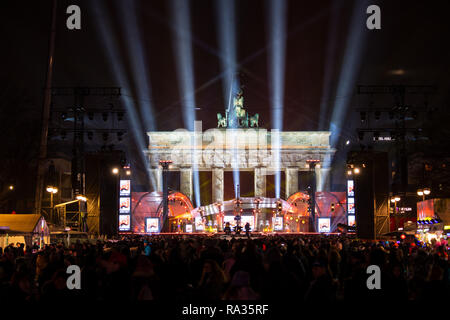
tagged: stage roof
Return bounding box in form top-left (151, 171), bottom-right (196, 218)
top-left (0, 214), bottom-right (44, 233)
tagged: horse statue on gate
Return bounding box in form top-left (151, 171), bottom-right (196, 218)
top-left (249, 113), bottom-right (259, 127)
top-left (217, 113), bottom-right (227, 128)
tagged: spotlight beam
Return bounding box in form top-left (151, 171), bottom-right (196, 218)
top-left (115, 0), bottom-right (156, 132)
top-left (170, 0), bottom-right (200, 206)
top-left (329, 0), bottom-right (370, 148)
top-left (215, 0), bottom-right (240, 196)
top-left (90, 0), bottom-right (154, 188)
top-left (325, 0), bottom-right (370, 190)
top-left (266, 0), bottom-right (287, 199)
top-left (216, 0), bottom-right (237, 111)
top-left (170, 0), bottom-right (196, 131)
top-left (151, 4), bottom-right (334, 113)
top-left (318, 0), bottom-right (342, 131)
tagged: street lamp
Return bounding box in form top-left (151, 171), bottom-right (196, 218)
top-left (76, 195), bottom-right (87, 202)
top-left (159, 160), bottom-right (173, 232)
top-left (46, 186), bottom-right (58, 194)
top-left (46, 186), bottom-right (58, 223)
top-left (390, 196), bottom-right (401, 212)
top-left (391, 196), bottom-right (401, 230)
top-left (390, 196), bottom-right (400, 205)
top-left (8, 185), bottom-right (14, 191)
top-left (112, 167), bottom-right (119, 175)
top-left (417, 188), bottom-right (431, 201)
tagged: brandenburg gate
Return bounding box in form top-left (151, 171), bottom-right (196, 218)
top-left (146, 91), bottom-right (335, 205)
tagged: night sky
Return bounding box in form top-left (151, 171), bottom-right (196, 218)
top-left (1, 0), bottom-right (449, 204)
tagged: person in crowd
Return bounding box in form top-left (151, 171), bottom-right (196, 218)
top-left (224, 222), bottom-right (231, 235)
top-left (143, 240), bottom-right (151, 257)
top-left (197, 259), bottom-right (228, 300)
top-left (0, 234), bottom-right (448, 301)
top-left (244, 222), bottom-right (251, 238)
top-left (223, 270), bottom-right (258, 300)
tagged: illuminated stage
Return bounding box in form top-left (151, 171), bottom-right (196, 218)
top-left (125, 191), bottom-right (347, 234)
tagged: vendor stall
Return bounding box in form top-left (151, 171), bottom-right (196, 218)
top-left (0, 214), bottom-right (49, 248)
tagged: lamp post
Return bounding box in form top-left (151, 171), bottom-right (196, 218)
top-left (417, 188), bottom-right (430, 219)
top-left (307, 159), bottom-right (320, 232)
top-left (391, 196), bottom-right (401, 230)
top-left (46, 186), bottom-right (58, 223)
top-left (112, 167), bottom-right (120, 236)
top-left (417, 188), bottom-right (431, 202)
top-left (159, 160), bottom-right (172, 232)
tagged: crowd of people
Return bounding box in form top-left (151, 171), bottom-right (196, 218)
top-left (0, 234), bottom-right (448, 301)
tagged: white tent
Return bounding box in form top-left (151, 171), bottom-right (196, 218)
top-left (0, 214), bottom-right (49, 248)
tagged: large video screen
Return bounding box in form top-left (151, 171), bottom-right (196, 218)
top-left (347, 197), bottom-right (355, 214)
top-left (145, 218), bottom-right (159, 233)
top-left (119, 197), bottom-right (131, 213)
top-left (272, 217), bottom-right (283, 231)
top-left (347, 215), bottom-right (356, 227)
top-left (118, 214), bottom-right (130, 231)
top-left (195, 216), bottom-right (205, 231)
top-left (119, 180), bottom-right (131, 196)
top-left (318, 218), bottom-right (331, 233)
top-left (347, 180), bottom-right (354, 197)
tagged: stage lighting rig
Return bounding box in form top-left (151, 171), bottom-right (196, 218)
top-left (276, 200), bottom-right (282, 215)
top-left (42, 87), bottom-right (124, 201)
top-left (354, 85), bottom-right (437, 196)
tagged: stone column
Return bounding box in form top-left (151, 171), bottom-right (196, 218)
top-left (320, 167), bottom-right (331, 191)
top-left (212, 167), bottom-right (224, 203)
top-left (254, 167), bottom-right (266, 197)
top-left (315, 166), bottom-right (331, 192)
top-left (285, 167), bottom-right (299, 198)
top-left (314, 166), bottom-right (322, 192)
top-left (180, 167), bottom-right (193, 201)
top-left (150, 168), bottom-right (162, 192)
